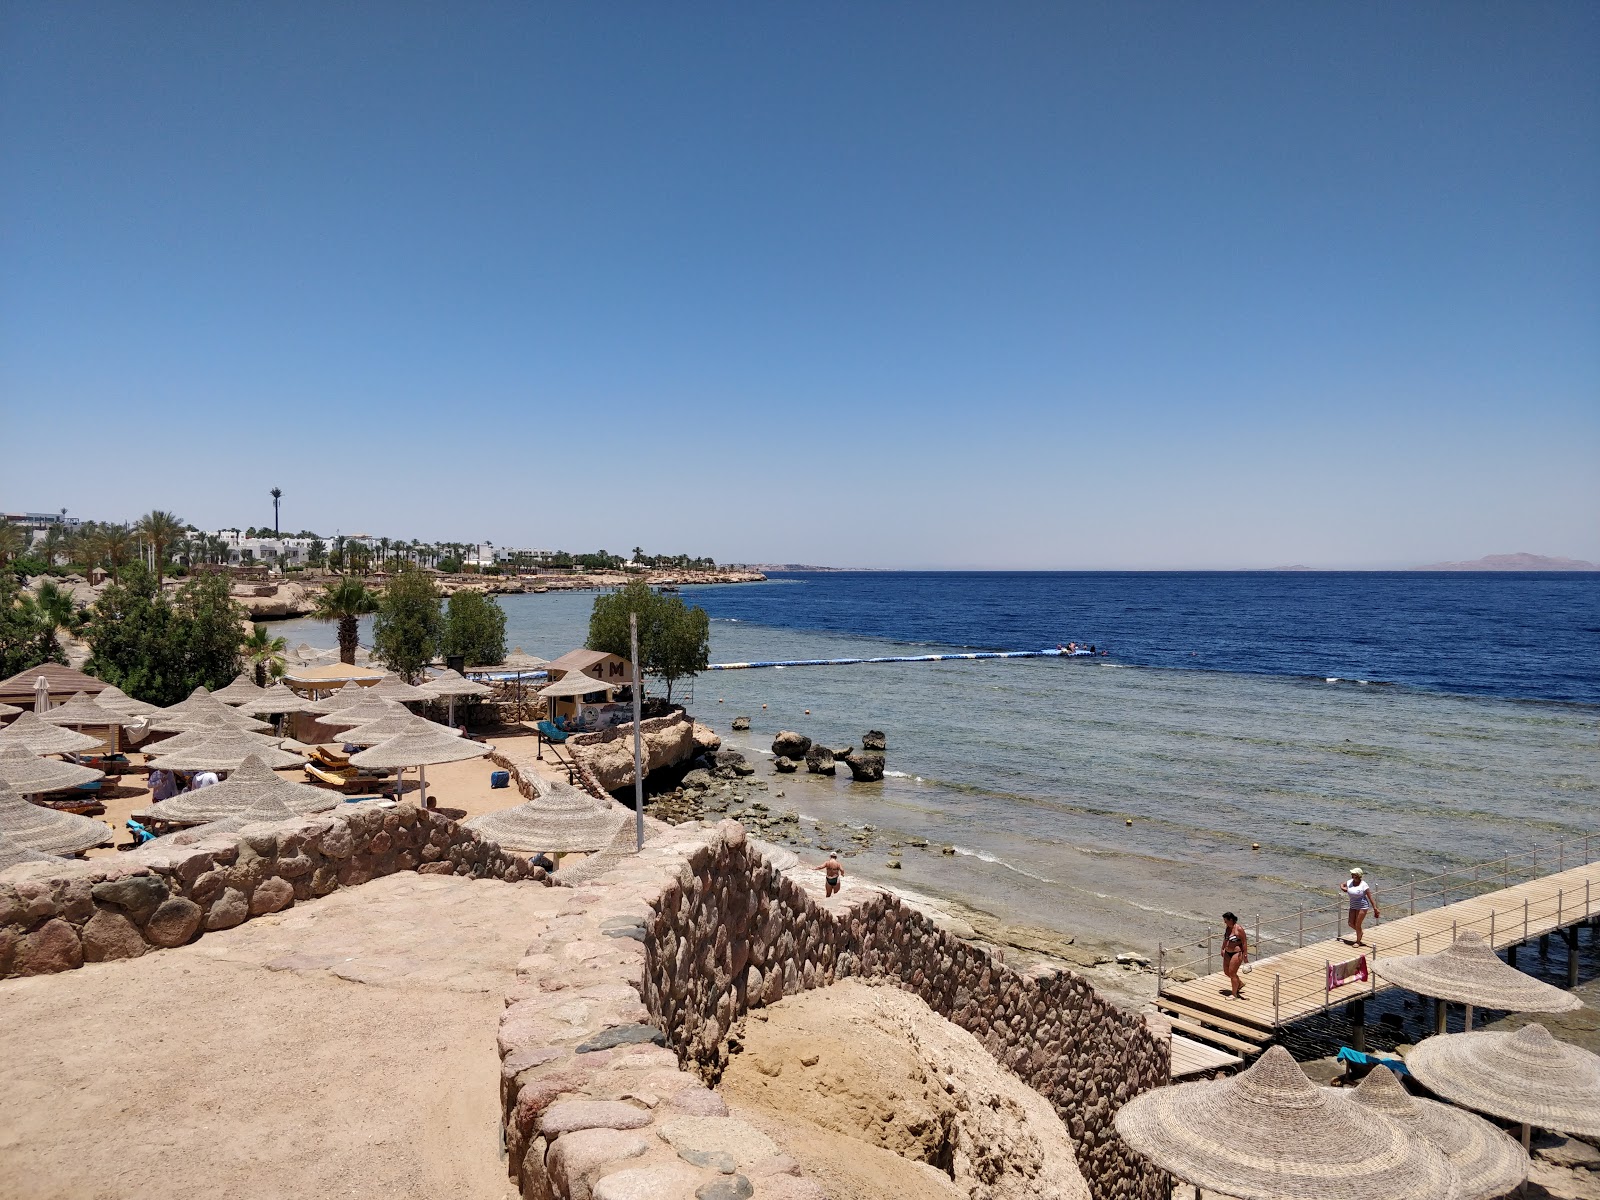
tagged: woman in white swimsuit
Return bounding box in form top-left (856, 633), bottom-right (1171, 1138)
top-left (1341, 867), bottom-right (1381, 946)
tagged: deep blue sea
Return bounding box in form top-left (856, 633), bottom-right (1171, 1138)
top-left (275, 571), bottom-right (1599, 959)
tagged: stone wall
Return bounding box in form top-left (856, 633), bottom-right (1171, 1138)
top-left (0, 803), bottom-right (536, 980)
top-left (641, 828), bottom-right (1170, 1200)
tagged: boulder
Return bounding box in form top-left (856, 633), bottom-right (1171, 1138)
top-left (861, 730), bottom-right (886, 751)
top-left (804, 746), bottom-right (835, 776)
top-left (846, 753), bottom-right (885, 782)
top-left (144, 897), bottom-right (203, 947)
top-left (731, 716), bottom-right (751, 731)
top-left (771, 731), bottom-right (811, 759)
top-left (576, 714), bottom-right (698, 792)
top-left (681, 768), bottom-right (716, 790)
top-left (90, 873), bottom-right (169, 923)
top-left (81, 909), bottom-right (148, 961)
top-left (14, 917), bottom-right (82, 975)
top-left (693, 723), bottom-right (723, 754)
top-left (773, 757), bottom-right (799, 774)
top-left (714, 750), bottom-right (754, 778)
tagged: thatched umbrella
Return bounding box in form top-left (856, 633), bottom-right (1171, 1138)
top-left (1343, 1062), bottom-right (1525, 1200)
top-left (211, 673), bottom-right (270, 707)
top-left (315, 694), bottom-right (406, 730)
top-left (340, 713), bottom-right (452, 748)
top-left (1407, 1024), bottom-right (1600, 1143)
top-left (0, 827), bottom-right (67, 870)
top-left (93, 685), bottom-right (162, 718)
top-left (349, 727), bottom-right (489, 808)
top-left (1113, 1045), bottom-right (1455, 1200)
top-left (503, 649), bottom-right (549, 671)
top-left (421, 669), bottom-right (491, 727)
top-left (0, 700), bottom-right (22, 718)
top-left (36, 692), bottom-right (141, 744)
top-left (147, 732), bottom-right (304, 773)
top-left (148, 692), bottom-right (274, 735)
top-left (135, 754), bottom-right (337, 826)
top-left (370, 673), bottom-right (433, 703)
top-left (0, 780), bottom-right (112, 855)
top-left (175, 790), bottom-right (308, 839)
top-left (0, 744), bottom-right (104, 796)
top-left (307, 681), bottom-right (374, 715)
top-left (1376, 930), bottom-right (1583, 1030)
top-left (239, 683), bottom-right (320, 717)
top-left (0, 711), bottom-right (104, 756)
top-left (466, 779), bottom-right (628, 854)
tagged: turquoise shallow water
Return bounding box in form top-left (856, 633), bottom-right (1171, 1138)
top-left (272, 585), bottom-right (1599, 958)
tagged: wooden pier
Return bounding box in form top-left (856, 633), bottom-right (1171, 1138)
top-left (1154, 836), bottom-right (1600, 1063)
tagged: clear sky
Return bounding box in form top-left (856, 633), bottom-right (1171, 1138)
top-left (3, 3), bottom-right (1596, 568)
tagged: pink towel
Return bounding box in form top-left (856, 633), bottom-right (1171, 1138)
top-left (1327, 955), bottom-right (1369, 991)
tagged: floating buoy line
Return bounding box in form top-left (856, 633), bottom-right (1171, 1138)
top-left (708, 648), bottom-right (1100, 671)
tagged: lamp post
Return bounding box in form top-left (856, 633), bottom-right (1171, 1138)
top-left (630, 612), bottom-right (644, 851)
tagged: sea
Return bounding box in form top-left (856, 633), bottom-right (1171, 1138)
top-left (273, 571), bottom-right (1600, 966)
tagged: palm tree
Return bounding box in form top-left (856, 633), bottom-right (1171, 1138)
top-left (92, 524), bottom-right (135, 584)
top-left (311, 576), bottom-right (379, 664)
top-left (270, 487), bottom-right (283, 535)
top-left (136, 510), bottom-right (184, 584)
top-left (243, 624), bottom-right (289, 687)
top-left (0, 522), bottom-right (24, 565)
top-left (33, 580), bottom-right (79, 655)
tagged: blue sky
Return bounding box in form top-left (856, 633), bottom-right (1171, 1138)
top-left (3, 3), bottom-right (1596, 568)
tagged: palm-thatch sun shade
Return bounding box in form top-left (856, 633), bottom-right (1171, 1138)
top-left (369, 673), bottom-right (433, 703)
top-left (148, 692), bottom-right (274, 735)
top-left (1406, 1024), bottom-right (1600, 1138)
top-left (155, 790), bottom-right (308, 842)
top-left (348, 729), bottom-right (488, 771)
top-left (239, 683), bottom-right (321, 716)
top-left (0, 711), bottom-right (105, 756)
top-left (1375, 931), bottom-right (1583, 1015)
top-left (210, 673), bottom-right (271, 706)
top-left (1343, 1061), bottom-right (1526, 1200)
top-left (466, 779), bottom-right (629, 854)
top-left (315, 695), bottom-right (408, 729)
top-left (338, 713), bottom-right (454, 748)
top-left (92, 685), bottom-right (162, 717)
top-left (35, 691), bottom-right (139, 729)
top-left (0, 780), bottom-right (113, 855)
top-left (422, 669), bottom-right (492, 698)
top-left (0, 827), bottom-right (67, 870)
top-left (0, 744), bottom-right (104, 794)
top-left (538, 673), bottom-right (618, 699)
top-left (1112, 1045), bottom-right (1456, 1200)
top-left (307, 683), bottom-right (388, 717)
top-left (147, 733), bottom-right (305, 773)
top-left (134, 753), bottom-right (339, 826)
top-left (0, 700), bottom-right (22, 718)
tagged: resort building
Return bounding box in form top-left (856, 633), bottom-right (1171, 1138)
top-left (3, 511), bottom-right (82, 547)
top-left (203, 529), bottom-right (319, 568)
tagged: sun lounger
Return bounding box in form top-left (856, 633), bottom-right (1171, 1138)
top-left (536, 720), bottom-right (570, 761)
top-left (311, 745), bottom-right (351, 769)
top-left (125, 819), bottom-right (156, 847)
top-left (1335, 1046), bottom-right (1409, 1079)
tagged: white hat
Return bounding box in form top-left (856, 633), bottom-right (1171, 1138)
top-left (1350, 866), bottom-right (1364, 876)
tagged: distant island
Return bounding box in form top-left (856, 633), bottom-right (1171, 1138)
top-left (1413, 552), bottom-right (1598, 572)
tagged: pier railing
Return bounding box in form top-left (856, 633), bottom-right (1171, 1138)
top-left (1157, 830), bottom-right (1599, 1008)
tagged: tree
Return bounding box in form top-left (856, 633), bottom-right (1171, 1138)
top-left (372, 562), bottom-right (441, 682)
top-left (437, 554), bottom-right (464, 575)
top-left (136, 510), bottom-right (185, 584)
top-left (0, 573), bottom-right (65, 677)
top-left (270, 487), bottom-right (282, 534)
top-left (83, 565), bottom-right (245, 704)
top-left (441, 590), bottom-right (507, 667)
top-left (32, 580), bottom-right (79, 656)
top-left (0, 523), bottom-right (24, 566)
top-left (88, 524), bottom-right (135, 584)
top-left (244, 623), bottom-right (288, 687)
top-left (311, 576), bottom-right (379, 664)
top-left (308, 536), bottom-right (327, 568)
top-left (587, 580), bottom-right (710, 702)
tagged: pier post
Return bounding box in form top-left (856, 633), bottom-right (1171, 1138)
top-left (1298, 908), bottom-right (1304, 948)
top-left (1508, 944), bottom-right (1518, 968)
top-left (1348, 998), bottom-right (1367, 1052)
top-left (1490, 909), bottom-right (1496, 948)
top-left (1540, 934), bottom-right (1550, 956)
top-left (1435, 999), bottom-right (1447, 1035)
top-left (1464, 1003), bottom-right (1474, 1031)
top-left (1563, 928), bottom-right (1579, 988)
top-left (1272, 974), bottom-right (1280, 1027)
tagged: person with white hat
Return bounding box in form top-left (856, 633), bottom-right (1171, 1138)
top-left (1341, 867), bottom-right (1381, 946)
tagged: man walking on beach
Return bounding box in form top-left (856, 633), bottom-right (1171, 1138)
top-left (813, 852), bottom-right (844, 897)
top-left (1220, 911), bottom-right (1248, 999)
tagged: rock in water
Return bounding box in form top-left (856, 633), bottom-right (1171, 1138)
top-left (804, 745), bottom-right (836, 776)
top-left (731, 716), bottom-right (751, 731)
top-left (846, 752), bottom-right (885, 782)
top-left (861, 730), bottom-right (887, 751)
top-left (714, 750), bottom-right (754, 778)
top-left (773, 757), bottom-right (800, 774)
top-left (771, 731), bottom-right (811, 759)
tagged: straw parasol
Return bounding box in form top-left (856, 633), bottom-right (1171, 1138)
top-left (538, 673), bottom-right (617, 698)
top-left (339, 713), bottom-right (454, 748)
top-left (422, 668), bottom-right (493, 726)
top-left (0, 780), bottom-right (113, 855)
top-left (0, 700), bottom-right (22, 718)
top-left (239, 683), bottom-right (321, 716)
top-left (135, 754), bottom-right (338, 825)
top-left (0, 827), bottom-right (67, 871)
top-left (1407, 1024), bottom-right (1600, 1139)
top-left (1376, 931), bottom-right (1583, 1028)
top-left (1113, 1045), bottom-right (1456, 1200)
top-left (211, 673), bottom-right (271, 707)
top-left (370, 673), bottom-right (433, 703)
top-left (466, 779), bottom-right (629, 854)
top-left (307, 681), bottom-right (375, 715)
top-left (150, 789), bottom-right (312, 844)
top-left (315, 694), bottom-right (407, 729)
top-left (37, 690), bottom-right (141, 729)
top-left (93, 684), bottom-right (162, 717)
top-left (349, 727), bottom-right (489, 807)
top-left (503, 648), bottom-right (549, 671)
top-left (0, 711), bottom-right (105, 756)
top-left (1342, 1061), bottom-right (1525, 1200)
top-left (0, 744), bottom-right (104, 795)
top-left (148, 692), bottom-right (274, 734)
top-left (147, 732), bottom-right (305, 772)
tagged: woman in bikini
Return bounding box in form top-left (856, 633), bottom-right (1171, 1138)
top-left (1221, 911), bottom-right (1248, 999)
top-left (813, 852), bottom-right (844, 897)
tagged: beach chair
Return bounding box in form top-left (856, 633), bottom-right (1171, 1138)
top-left (1334, 1046), bottom-right (1409, 1080)
top-left (311, 744), bottom-right (351, 769)
top-left (535, 720), bottom-right (568, 760)
top-left (125, 819), bottom-right (156, 847)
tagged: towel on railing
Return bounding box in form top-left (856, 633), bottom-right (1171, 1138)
top-left (1327, 955), bottom-right (1369, 991)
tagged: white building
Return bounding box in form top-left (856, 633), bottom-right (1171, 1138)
top-left (205, 529), bottom-right (319, 569)
top-left (4, 512), bottom-right (82, 548)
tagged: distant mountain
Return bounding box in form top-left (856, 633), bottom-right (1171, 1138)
top-left (728, 563), bottom-right (857, 572)
top-left (1414, 552), bottom-right (1598, 572)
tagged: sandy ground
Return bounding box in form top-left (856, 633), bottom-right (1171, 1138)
top-left (0, 871), bottom-right (566, 1200)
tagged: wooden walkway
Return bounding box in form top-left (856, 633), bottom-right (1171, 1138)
top-left (1157, 860), bottom-right (1600, 1044)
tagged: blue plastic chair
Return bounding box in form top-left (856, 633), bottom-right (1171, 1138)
top-left (125, 819), bottom-right (156, 846)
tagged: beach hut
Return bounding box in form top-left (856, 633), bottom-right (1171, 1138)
top-left (465, 779), bottom-right (628, 854)
top-left (537, 670), bottom-right (621, 729)
top-left (134, 754), bottom-right (337, 827)
top-left (0, 780), bottom-right (112, 856)
top-left (0, 711), bottom-right (104, 756)
top-left (0, 663), bottom-right (111, 711)
top-left (0, 744), bottom-right (104, 797)
top-left (1342, 1059), bottom-right (1526, 1200)
top-left (1376, 930), bottom-right (1584, 1031)
top-left (147, 731), bottom-right (305, 773)
top-left (1113, 1045), bottom-right (1455, 1200)
top-left (348, 726), bottom-right (489, 808)
top-left (1406, 1024), bottom-right (1600, 1146)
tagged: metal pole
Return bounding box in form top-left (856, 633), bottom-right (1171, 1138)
top-left (1524, 897), bottom-right (1530, 942)
top-left (1298, 907), bottom-right (1304, 948)
top-left (630, 612), bottom-right (644, 853)
top-left (1273, 974), bottom-right (1280, 1027)
top-left (1157, 943), bottom-right (1164, 996)
top-left (1490, 909), bottom-right (1495, 948)
top-left (1254, 914), bottom-right (1260, 957)
top-left (1410, 881), bottom-right (1415, 917)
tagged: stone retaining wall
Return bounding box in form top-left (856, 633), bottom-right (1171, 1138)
top-left (642, 829), bottom-right (1170, 1200)
top-left (0, 803), bottom-right (535, 979)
